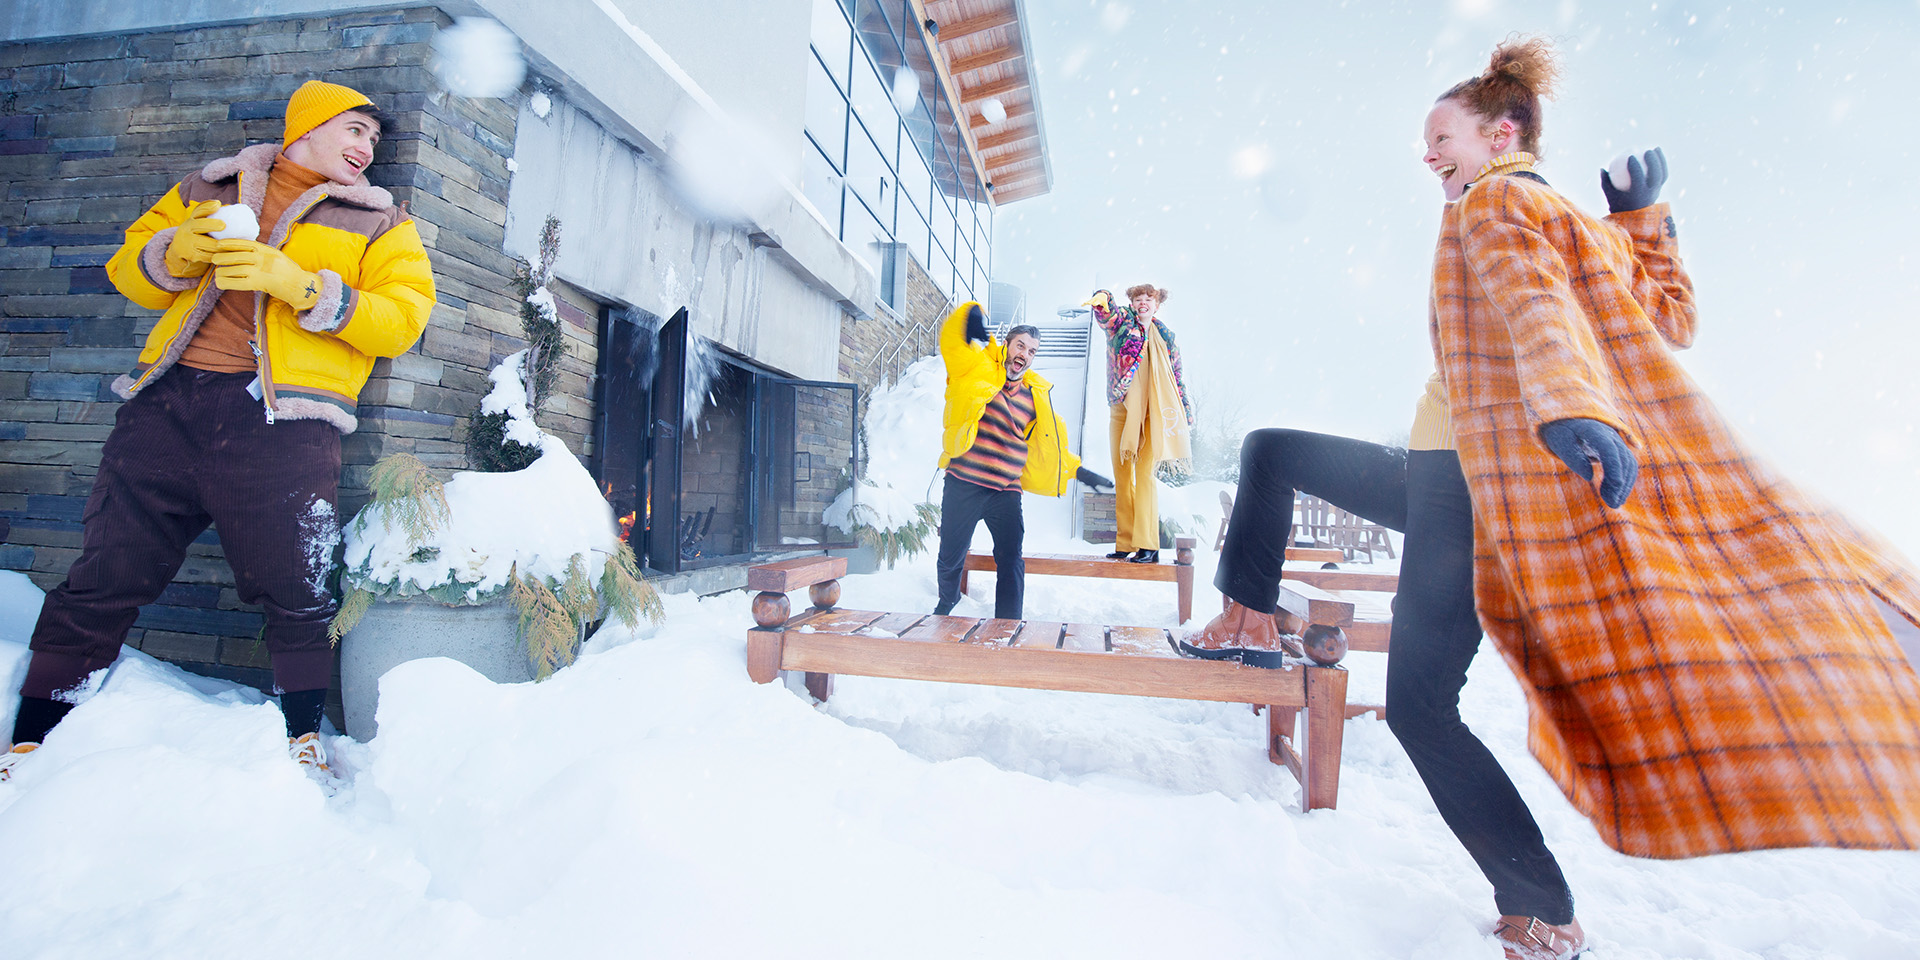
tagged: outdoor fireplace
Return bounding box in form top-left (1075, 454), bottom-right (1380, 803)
top-left (595, 306), bottom-right (858, 575)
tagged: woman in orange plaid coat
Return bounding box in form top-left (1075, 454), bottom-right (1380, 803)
top-left (1424, 35), bottom-right (1920, 958)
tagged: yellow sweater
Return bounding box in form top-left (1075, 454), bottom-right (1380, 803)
top-left (1408, 371), bottom-right (1455, 451)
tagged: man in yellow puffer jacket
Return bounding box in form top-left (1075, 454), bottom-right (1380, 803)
top-left (2, 81), bottom-right (435, 784)
top-left (932, 302), bottom-right (1105, 619)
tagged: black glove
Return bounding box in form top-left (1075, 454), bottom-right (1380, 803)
top-left (964, 304), bottom-right (988, 344)
top-left (1541, 418), bottom-right (1638, 508)
top-left (1601, 147), bottom-right (1668, 213)
top-left (1075, 466), bottom-right (1114, 492)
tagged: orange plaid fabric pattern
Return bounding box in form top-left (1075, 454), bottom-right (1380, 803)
top-left (1430, 173), bottom-right (1920, 859)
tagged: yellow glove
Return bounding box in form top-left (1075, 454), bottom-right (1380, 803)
top-left (164, 200), bottom-right (227, 278)
top-left (212, 239), bottom-right (321, 311)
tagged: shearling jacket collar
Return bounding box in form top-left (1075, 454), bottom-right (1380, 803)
top-left (198, 142), bottom-right (394, 211)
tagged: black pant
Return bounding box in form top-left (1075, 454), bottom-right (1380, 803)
top-left (24, 366), bottom-right (343, 701)
top-left (933, 474), bottom-right (1024, 619)
top-left (1216, 429), bottom-right (1574, 923)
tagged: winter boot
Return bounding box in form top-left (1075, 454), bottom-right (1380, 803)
top-left (289, 733), bottom-right (331, 774)
top-left (0, 742), bottom-right (39, 783)
top-left (1495, 915), bottom-right (1585, 960)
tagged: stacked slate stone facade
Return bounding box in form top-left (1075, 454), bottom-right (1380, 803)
top-left (0, 8), bottom-right (588, 694)
top-left (837, 253), bottom-right (949, 402)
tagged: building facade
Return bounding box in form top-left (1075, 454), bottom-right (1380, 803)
top-left (0, 0), bottom-right (1050, 696)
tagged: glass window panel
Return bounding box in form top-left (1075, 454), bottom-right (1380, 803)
top-left (801, 139), bottom-right (843, 232)
top-left (898, 139), bottom-right (932, 225)
top-left (810, 0), bottom-right (852, 90)
top-left (932, 188), bottom-right (955, 261)
top-left (895, 198), bottom-right (929, 275)
top-left (848, 57), bottom-right (897, 170)
top-left (843, 193), bottom-right (890, 277)
top-left (933, 244), bottom-right (954, 301)
top-left (804, 53), bottom-right (847, 171)
top-left (845, 120), bottom-right (893, 233)
top-left (855, 0), bottom-right (900, 67)
top-left (903, 98), bottom-right (936, 170)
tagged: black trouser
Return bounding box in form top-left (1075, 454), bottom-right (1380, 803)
top-left (1216, 429), bottom-right (1574, 923)
top-left (23, 367), bottom-right (343, 707)
top-left (933, 474), bottom-right (1024, 619)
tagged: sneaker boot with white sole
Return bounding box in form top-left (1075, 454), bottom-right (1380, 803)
top-left (0, 743), bottom-right (39, 783)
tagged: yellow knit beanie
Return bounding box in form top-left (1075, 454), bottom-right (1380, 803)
top-left (282, 80), bottom-right (375, 147)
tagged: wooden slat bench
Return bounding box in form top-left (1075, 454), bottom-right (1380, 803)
top-left (959, 537), bottom-right (1199, 624)
top-left (1276, 570), bottom-right (1397, 718)
top-left (746, 555), bottom-right (1356, 811)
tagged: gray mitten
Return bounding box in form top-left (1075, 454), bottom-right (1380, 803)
top-left (1541, 418), bottom-right (1638, 508)
top-left (1602, 148), bottom-right (1668, 213)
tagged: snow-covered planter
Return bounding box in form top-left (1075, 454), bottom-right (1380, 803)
top-left (330, 440), bottom-right (662, 738)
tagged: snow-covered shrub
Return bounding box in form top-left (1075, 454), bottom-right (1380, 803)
top-left (466, 215), bottom-right (563, 473)
top-left (824, 479), bottom-right (939, 569)
top-left (823, 357), bottom-right (947, 566)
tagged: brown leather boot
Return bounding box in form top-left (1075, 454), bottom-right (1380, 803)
top-left (1185, 598), bottom-right (1284, 651)
top-left (1495, 915), bottom-right (1585, 960)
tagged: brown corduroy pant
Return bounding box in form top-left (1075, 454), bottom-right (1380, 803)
top-left (23, 366), bottom-right (342, 700)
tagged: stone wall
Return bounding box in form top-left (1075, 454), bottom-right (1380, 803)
top-left (0, 8), bottom-right (580, 696)
top-left (1081, 491), bottom-right (1117, 545)
top-left (837, 251), bottom-right (948, 404)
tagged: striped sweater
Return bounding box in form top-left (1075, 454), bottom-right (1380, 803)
top-left (946, 380), bottom-right (1035, 491)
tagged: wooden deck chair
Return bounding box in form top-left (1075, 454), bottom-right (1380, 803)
top-left (1215, 489), bottom-right (1233, 551)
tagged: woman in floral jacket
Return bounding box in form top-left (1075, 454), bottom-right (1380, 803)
top-left (1088, 284), bottom-right (1192, 563)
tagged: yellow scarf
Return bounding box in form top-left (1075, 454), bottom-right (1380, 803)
top-left (1119, 326), bottom-right (1192, 472)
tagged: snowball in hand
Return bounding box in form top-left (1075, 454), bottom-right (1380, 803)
top-left (206, 203), bottom-right (259, 241)
top-left (1607, 150), bottom-right (1644, 192)
top-left (431, 17), bottom-right (525, 98)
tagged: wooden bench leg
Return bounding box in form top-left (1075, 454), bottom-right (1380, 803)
top-left (1300, 665), bottom-right (1349, 811)
top-left (747, 628), bottom-right (785, 684)
top-left (804, 672), bottom-right (834, 702)
top-left (747, 590), bottom-right (791, 684)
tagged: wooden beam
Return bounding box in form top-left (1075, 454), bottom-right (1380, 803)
top-left (991, 180), bottom-right (1051, 204)
top-left (907, 0), bottom-right (994, 204)
top-left (976, 126), bottom-right (1039, 151)
top-left (948, 44), bottom-right (1023, 76)
top-left (935, 8), bottom-right (1020, 42)
top-left (957, 74), bottom-right (1028, 104)
top-left (968, 100), bottom-right (1033, 130)
top-left (986, 159), bottom-right (1042, 183)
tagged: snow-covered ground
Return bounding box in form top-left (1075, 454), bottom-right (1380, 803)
top-left (6, 358), bottom-right (1919, 958)
top-left (4, 531), bottom-right (1918, 959)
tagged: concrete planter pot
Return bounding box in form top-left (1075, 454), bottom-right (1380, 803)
top-left (339, 597), bottom-right (529, 741)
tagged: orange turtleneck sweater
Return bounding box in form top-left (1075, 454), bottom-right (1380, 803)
top-left (178, 154), bottom-right (331, 373)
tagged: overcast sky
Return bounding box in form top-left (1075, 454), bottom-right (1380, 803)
top-left (994, 0), bottom-right (1920, 554)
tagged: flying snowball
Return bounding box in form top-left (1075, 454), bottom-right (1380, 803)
top-left (206, 203), bottom-right (259, 241)
top-left (889, 68), bottom-right (919, 111)
top-left (431, 17), bottom-right (526, 98)
top-left (980, 97), bottom-right (1008, 125)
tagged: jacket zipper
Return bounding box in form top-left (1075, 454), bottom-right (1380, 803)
top-left (255, 190), bottom-right (329, 423)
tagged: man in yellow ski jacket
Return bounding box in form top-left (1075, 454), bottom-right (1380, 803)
top-left (2, 80), bottom-right (435, 785)
top-left (932, 302), bottom-right (1105, 619)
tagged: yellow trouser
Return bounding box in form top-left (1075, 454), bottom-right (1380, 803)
top-left (1109, 404), bottom-right (1159, 552)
